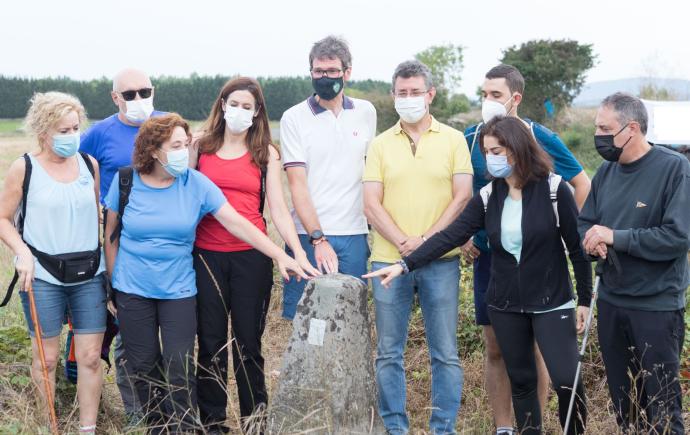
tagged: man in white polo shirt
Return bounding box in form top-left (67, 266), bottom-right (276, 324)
top-left (280, 35), bottom-right (377, 319)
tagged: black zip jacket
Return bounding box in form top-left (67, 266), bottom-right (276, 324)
top-left (404, 176), bottom-right (592, 312)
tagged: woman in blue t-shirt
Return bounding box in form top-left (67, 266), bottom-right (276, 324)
top-left (103, 113), bottom-right (312, 433)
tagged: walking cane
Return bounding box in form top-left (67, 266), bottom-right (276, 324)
top-left (27, 283), bottom-right (59, 435)
top-left (563, 250), bottom-right (620, 435)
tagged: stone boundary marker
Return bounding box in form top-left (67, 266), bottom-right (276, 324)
top-left (268, 274), bottom-right (385, 434)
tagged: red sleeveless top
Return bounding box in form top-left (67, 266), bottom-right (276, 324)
top-left (195, 152), bottom-right (266, 252)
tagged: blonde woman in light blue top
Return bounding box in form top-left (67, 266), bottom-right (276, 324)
top-left (0, 92), bottom-right (105, 434)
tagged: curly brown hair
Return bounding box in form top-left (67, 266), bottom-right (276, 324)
top-left (133, 113), bottom-right (191, 174)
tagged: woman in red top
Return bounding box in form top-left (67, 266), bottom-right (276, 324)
top-left (191, 77), bottom-right (318, 433)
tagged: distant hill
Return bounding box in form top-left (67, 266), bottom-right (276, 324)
top-left (573, 78), bottom-right (690, 107)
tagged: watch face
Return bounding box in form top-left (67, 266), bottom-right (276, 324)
top-left (311, 230), bottom-right (324, 240)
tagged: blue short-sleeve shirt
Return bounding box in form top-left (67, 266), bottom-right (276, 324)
top-left (464, 118), bottom-right (583, 251)
top-left (104, 169), bottom-right (226, 299)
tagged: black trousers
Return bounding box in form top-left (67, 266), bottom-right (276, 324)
top-left (597, 299), bottom-right (685, 434)
top-left (488, 308), bottom-right (587, 435)
top-left (193, 248), bottom-right (273, 431)
top-left (115, 290), bottom-right (198, 434)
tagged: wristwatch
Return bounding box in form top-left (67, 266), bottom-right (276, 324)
top-left (309, 229), bottom-right (325, 245)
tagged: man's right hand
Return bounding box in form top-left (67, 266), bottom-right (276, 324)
top-left (314, 241), bottom-right (338, 274)
top-left (460, 240), bottom-right (480, 264)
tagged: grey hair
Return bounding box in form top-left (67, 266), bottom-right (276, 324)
top-left (601, 92), bottom-right (648, 134)
top-left (309, 35), bottom-right (352, 69)
top-left (392, 60), bottom-right (433, 91)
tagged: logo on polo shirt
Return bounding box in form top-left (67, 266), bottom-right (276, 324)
top-left (636, 201), bottom-right (647, 208)
top-left (353, 131), bottom-right (358, 136)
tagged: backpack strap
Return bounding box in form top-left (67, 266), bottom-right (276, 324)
top-left (79, 152), bottom-right (95, 178)
top-left (259, 165), bottom-right (267, 217)
top-left (17, 153), bottom-right (32, 237)
top-left (78, 152), bottom-right (102, 250)
top-left (479, 181), bottom-right (494, 213)
top-left (548, 173), bottom-right (563, 227)
top-left (469, 122), bottom-right (483, 155)
top-left (109, 167), bottom-right (134, 244)
top-left (1, 154), bottom-right (33, 307)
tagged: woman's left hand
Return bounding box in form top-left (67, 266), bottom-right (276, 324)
top-left (576, 305), bottom-right (590, 334)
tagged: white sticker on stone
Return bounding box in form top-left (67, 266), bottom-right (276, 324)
top-left (307, 318), bottom-right (326, 346)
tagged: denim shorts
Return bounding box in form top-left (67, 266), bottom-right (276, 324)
top-left (20, 274), bottom-right (107, 338)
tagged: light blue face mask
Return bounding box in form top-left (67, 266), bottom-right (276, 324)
top-left (161, 148), bottom-right (189, 177)
top-left (486, 154), bottom-right (513, 178)
top-left (52, 133), bottom-right (80, 157)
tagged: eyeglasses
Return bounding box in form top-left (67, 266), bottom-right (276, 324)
top-left (393, 89), bottom-right (429, 98)
top-left (119, 87), bottom-right (153, 101)
top-left (310, 68), bottom-right (344, 79)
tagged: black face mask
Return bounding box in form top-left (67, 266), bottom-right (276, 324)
top-left (594, 123), bottom-right (632, 162)
top-left (312, 76), bottom-right (343, 101)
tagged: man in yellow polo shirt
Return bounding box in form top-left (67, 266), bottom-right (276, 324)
top-left (363, 60), bottom-right (473, 435)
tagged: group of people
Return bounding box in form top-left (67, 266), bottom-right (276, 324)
top-left (0, 34), bottom-right (687, 435)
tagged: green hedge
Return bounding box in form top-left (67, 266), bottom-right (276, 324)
top-left (0, 75), bottom-right (390, 122)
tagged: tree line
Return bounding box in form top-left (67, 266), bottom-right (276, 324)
top-left (0, 75), bottom-right (387, 121)
top-left (0, 39), bottom-right (595, 131)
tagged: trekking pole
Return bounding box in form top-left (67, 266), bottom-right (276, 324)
top-left (563, 250), bottom-right (620, 435)
top-left (27, 283), bottom-right (59, 435)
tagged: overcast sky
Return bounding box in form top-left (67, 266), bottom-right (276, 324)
top-left (3, 0), bottom-right (688, 96)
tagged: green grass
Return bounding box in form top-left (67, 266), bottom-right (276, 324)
top-left (0, 119), bottom-right (23, 136)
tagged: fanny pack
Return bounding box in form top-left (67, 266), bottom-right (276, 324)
top-left (28, 244), bottom-right (101, 284)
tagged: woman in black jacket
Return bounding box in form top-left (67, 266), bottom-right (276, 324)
top-left (364, 116), bottom-right (591, 435)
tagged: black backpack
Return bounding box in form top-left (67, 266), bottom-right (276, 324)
top-left (1, 152), bottom-right (98, 307)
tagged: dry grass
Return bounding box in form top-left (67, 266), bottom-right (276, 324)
top-left (0, 130), bottom-right (687, 434)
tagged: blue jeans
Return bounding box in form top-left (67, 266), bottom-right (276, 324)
top-left (472, 250), bottom-right (492, 325)
top-left (282, 234), bottom-right (369, 319)
top-left (372, 258), bottom-right (463, 435)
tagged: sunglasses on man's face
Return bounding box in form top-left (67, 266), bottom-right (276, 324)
top-left (120, 87), bottom-right (153, 101)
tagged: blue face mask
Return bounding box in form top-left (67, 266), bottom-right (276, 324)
top-left (161, 148), bottom-right (189, 177)
top-left (486, 154), bottom-right (513, 178)
top-left (52, 133), bottom-right (80, 157)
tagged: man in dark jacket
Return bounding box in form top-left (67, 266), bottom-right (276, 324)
top-left (579, 92), bottom-right (689, 434)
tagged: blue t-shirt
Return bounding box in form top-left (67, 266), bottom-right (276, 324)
top-left (104, 169), bottom-right (226, 299)
top-left (464, 119), bottom-right (583, 251)
top-left (80, 112), bottom-right (165, 203)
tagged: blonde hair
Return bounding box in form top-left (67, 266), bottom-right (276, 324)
top-left (23, 92), bottom-right (87, 144)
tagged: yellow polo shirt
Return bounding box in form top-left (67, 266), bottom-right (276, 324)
top-left (363, 117), bottom-right (473, 263)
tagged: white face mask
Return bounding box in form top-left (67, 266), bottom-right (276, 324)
top-left (395, 96), bottom-right (427, 124)
top-left (124, 97), bottom-right (154, 124)
top-left (224, 105), bottom-right (254, 134)
top-left (481, 96), bottom-right (513, 123)
top-left (160, 148), bottom-right (189, 177)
